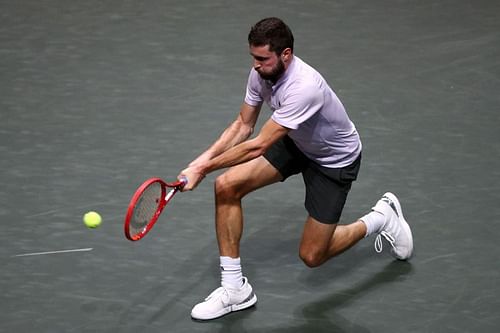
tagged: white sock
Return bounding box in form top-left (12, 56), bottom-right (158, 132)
top-left (220, 256), bottom-right (243, 289)
top-left (360, 210), bottom-right (386, 237)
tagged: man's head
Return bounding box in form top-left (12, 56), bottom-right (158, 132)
top-left (248, 17), bottom-right (294, 55)
top-left (248, 17), bottom-right (294, 82)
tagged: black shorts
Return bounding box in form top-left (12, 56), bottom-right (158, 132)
top-left (263, 136), bottom-right (361, 224)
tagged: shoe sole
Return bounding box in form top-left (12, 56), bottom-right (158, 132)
top-left (191, 293), bottom-right (257, 321)
top-left (383, 192), bottom-right (413, 260)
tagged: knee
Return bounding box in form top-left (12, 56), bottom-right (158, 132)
top-left (299, 248), bottom-right (325, 268)
top-left (214, 173), bottom-right (244, 201)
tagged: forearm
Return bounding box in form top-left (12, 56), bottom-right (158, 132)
top-left (180, 118), bottom-right (288, 192)
top-left (201, 138), bottom-right (264, 175)
top-left (179, 103), bottom-right (263, 191)
top-left (190, 117), bottom-right (253, 166)
top-left (199, 118), bottom-right (289, 176)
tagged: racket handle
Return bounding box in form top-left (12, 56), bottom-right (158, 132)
top-left (178, 176), bottom-right (188, 186)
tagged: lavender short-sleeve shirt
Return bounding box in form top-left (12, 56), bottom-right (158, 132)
top-left (245, 56), bottom-right (362, 168)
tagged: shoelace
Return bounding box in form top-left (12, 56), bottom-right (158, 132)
top-left (205, 287), bottom-right (229, 302)
top-left (375, 231), bottom-right (395, 253)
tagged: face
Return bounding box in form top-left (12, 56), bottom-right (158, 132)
top-left (249, 45), bottom-right (288, 83)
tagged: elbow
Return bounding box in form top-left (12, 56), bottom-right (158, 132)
top-left (233, 116), bottom-right (254, 138)
top-left (242, 125), bottom-right (254, 139)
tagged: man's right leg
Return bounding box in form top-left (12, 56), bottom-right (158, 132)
top-left (191, 156), bottom-right (282, 320)
top-left (214, 156), bottom-right (283, 258)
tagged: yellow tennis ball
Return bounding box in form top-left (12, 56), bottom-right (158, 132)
top-left (83, 211), bottom-right (102, 228)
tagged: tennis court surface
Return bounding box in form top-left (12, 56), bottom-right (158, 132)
top-left (2, 1), bottom-right (499, 332)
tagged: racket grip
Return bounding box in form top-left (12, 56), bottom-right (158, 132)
top-left (178, 176), bottom-right (188, 186)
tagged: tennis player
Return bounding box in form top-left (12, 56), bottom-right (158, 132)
top-left (179, 17), bottom-right (413, 320)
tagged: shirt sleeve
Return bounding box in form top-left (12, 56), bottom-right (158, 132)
top-left (244, 69), bottom-right (263, 106)
top-left (271, 83), bottom-right (324, 130)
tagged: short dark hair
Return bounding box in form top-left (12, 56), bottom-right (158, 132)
top-left (248, 17), bottom-right (294, 54)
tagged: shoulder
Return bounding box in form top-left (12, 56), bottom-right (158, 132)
top-left (285, 57), bottom-right (323, 91)
top-left (282, 75), bottom-right (324, 106)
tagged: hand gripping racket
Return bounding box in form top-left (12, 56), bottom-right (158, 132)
top-left (124, 177), bottom-right (187, 241)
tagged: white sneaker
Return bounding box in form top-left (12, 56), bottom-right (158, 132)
top-left (372, 192), bottom-right (413, 260)
top-left (191, 277), bottom-right (257, 320)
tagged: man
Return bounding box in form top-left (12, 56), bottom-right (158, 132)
top-left (179, 17), bottom-right (413, 321)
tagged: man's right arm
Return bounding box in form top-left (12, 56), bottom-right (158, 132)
top-left (188, 102), bottom-right (262, 167)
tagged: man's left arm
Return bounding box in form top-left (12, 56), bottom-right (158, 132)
top-left (182, 118), bottom-right (289, 190)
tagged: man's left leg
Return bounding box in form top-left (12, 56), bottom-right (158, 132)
top-left (299, 191), bottom-right (414, 268)
top-left (299, 216), bottom-right (367, 267)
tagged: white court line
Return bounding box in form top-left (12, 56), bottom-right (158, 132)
top-left (12, 248), bottom-right (93, 257)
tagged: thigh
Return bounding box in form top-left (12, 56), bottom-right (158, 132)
top-left (302, 154), bottom-right (362, 224)
top-left (302, 166), bottom-right (351, 224)
top-left (217, 156), bottom-right (283, 197)
top-left (300, 216), bottom-right (337, 255)
top-left (263, 135), bottom-right (308, 180)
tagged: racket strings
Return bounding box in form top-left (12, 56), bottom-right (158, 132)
top-left (130, 182), bottom-right (163, 236)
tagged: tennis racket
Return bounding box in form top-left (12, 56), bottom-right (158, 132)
top-left (124, 177), bottom-right (187, 241)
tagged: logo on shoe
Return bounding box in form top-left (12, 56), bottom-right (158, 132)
top-left (382, 196), bottom-right (399, 217)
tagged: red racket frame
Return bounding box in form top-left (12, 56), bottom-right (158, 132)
top-left (124, 177), bottom-right (185, 241)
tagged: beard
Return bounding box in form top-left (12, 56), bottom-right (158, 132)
top-left (257, 59), bottom-right (286, 83)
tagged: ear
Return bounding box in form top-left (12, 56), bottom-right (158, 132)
top-left (281, 48), bottom-right (292, 62)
